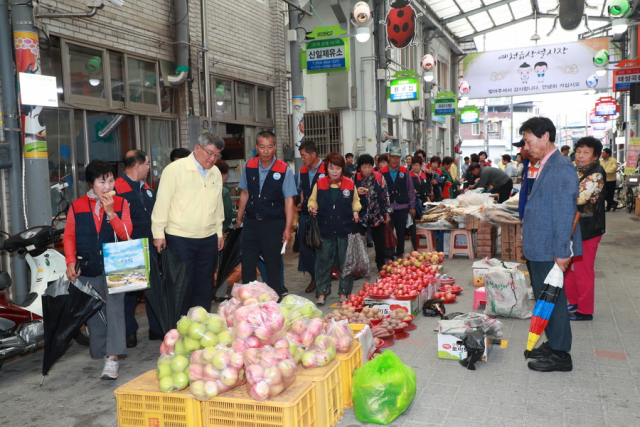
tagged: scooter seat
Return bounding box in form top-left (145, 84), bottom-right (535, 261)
top-left (0, 317), bottom-right (15, 332)
top-left (13, 292), bottom-right (38, 309)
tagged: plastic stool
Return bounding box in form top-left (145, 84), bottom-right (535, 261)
top-left (448, 229), bottom-right (475, 259)
top-left (473, 287), bottom-right (487, 310)
top-left (415, 229), bottom-right (436, 252)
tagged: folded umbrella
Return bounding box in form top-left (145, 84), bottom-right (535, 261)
top-left (216, 227), bottom-right (242, 289)
top-left (42, 276), bottom-right (105, 383)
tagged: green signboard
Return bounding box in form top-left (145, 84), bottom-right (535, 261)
top-left (459, 106), bottom-right (479, 123)
top-left (390, 78), bottom-right (419, 102)
top-left (430, 92), bottom-right (458, 116)
top-left (301, 25), bottom-right (350, 74)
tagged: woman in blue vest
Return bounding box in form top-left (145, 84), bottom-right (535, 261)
top-left (63, 160), bottom-right (133, 380)
top-left (308, 153), bottom-right (362, 305)
top-left (354, 154), bottom-right (392, 272)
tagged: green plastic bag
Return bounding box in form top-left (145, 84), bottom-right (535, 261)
top-left (351, 350), bottom-right (417, 425)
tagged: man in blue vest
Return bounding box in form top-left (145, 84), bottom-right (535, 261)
top-left (297, 140), bottom-right (325, 294)
top-left (115, 150), bottom-right (162, 347)
top-left (380, 147), bottom-right (415, 259)
top-left (237, 131), bottom-right (297, 298)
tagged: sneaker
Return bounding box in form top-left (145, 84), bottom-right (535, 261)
top-left (101, 357), bottom-right (119, 380)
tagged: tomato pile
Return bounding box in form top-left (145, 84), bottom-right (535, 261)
top-left (341, 252), bottom-right (441, 309)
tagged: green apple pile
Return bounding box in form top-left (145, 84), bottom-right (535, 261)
top-left (278, 294), bottom-right (322, 327)
top-left (157, 354), bottom-right (190, 392)
top-left (172, 306), bottom-right (233, 356)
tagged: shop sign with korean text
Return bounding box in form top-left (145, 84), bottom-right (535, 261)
top-left (459, 106), bottom-right (479, 123)
top-left (613, 59), bottom-right (640, 91)
top-left (431, 92), bottom-right (458, 115)
top-left (390, 78), bottom-right (419, 102)
top-left (595, 97), bottom-right (617, 116)
top-left (590, 109), bottom-right (606, 123)
top-left (302, 26), bottom-right (350, 74)
top-left (462, 38), bottom-right (610, 98)
top-left (626, 138), bottom-right (640, 174)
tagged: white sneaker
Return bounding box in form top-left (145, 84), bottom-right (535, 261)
top-left (101, 357), bottom-right (119, 380)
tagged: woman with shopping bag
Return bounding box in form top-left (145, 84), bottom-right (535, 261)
top-left (63, 160), bottom-right (132, 380)
top-left (308, 153), bottom-right (361, 305)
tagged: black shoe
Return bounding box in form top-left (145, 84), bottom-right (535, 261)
top-left (569, 311), bottom-right (593, 321)
top-left (126, 333), bottom-right (137, 348)
top-left (567, 304), bottom-right (578, 311)
top-left (525, 341), bottom-right (552, 359)
top-left (367, 242), bottom-right (374, 248)
top-left (149, 330), bottom-right (164, 341)
top-left (527, 353), bottom-right (572, 372)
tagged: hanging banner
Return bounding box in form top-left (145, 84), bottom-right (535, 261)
top-left (292, 96), bottom-right (304, 155)
top-left (14, 31), bottom-right (48, 158)
top-left (625, 138), bottom-right (640, 174)
top-left (462, 38), bottom-right (610, 99)
top-left (301, 25), bottom-right (350, 74)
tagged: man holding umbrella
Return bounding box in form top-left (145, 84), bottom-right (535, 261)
top-left (114, 150), bottom-right (162, 347)
top-left (519, 117), bottom-right (582, 372)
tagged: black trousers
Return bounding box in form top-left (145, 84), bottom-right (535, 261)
top-left (241, 218), bottom-right (286, 296)
top-left (496, 179), bottom-right (514, 203)
top-left (529, 260), bottom-right (572, 352)
top-left (166, 233), bottom-right (218, 316)
top-left (125, 243), bottom-right (161, 335)
top-left (604, 180), bottom-right (616, 210)
top-left (391, 209), bottom-right (408, 258)
top-left (370, 224), bottom-right (386, 270)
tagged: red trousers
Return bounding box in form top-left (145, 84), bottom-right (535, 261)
top-left (564, 235), bottom-right (601, 315)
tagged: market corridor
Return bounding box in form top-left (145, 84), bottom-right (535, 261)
top-left (1, 211), bottom-right (640, 427)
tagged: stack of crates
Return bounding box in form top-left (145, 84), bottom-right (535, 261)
top-left (335, 341), bottom-right (363, 409)
top-left (476, 221), bottom-right (496, 258)
top-left (500, 223), bottom-right (523, 261)
top-left (464, 215), bottom-right (479, 230)
top-left (297, 359), bottom-right (344, 427)
top-left (202, 379), bottom-right (317, 427)
top-left (115, 370), bottom-right (203, 427)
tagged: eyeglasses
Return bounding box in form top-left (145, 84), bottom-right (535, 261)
top-left (199, 145), bottom-right (222, 159)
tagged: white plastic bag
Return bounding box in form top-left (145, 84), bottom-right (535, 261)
top-left (483, 265), bottom-right (531, 319)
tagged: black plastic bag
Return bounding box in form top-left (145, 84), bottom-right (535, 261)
top-left (342, 233), bottom-right (370, 279)
top-left (304, 216), bottom-right (323, 250)
top-left (459, 328), bottom-right (485, 370)
top-left (422, 298), bottom-right (446, 318)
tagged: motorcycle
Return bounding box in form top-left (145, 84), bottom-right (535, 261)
top-left (0, 204), bottom-right (89, 368)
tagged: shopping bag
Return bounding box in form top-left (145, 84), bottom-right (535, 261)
top-left (384, 222), bottom-right (397, 249)
top-left (304, 216), bottom-right (323, 250)
top-left (103, 238), bottom-right (151, 294)
top-left (352, 351), bottom-right (417, 425)
top-left (483, 265), bottom-right (531, 319)
top-left (342, 233), bottom-right (370, 279)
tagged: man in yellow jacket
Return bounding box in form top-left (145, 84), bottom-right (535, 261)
top-left (600, 148), bottom-right (618, 211)
top-left (152, 133), bottom-right (226, 315)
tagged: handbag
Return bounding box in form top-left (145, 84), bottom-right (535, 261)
top-left (304, 216), bottom-right (323, 250)
top-left (384, 222), bottom-right (397, 249)
top-left (103, 229), bottom-right (151, 294)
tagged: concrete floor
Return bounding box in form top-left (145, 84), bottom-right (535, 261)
top-left (1, 211), bottom-right (640, 427)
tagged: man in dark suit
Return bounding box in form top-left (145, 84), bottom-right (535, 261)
top-left (519, 117), bottom-right (583, 372)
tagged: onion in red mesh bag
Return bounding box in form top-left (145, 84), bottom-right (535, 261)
top-left (243, 346), bottom-right (297, 401)
top-left (324, 320), bottom-right (355, 353)
top-left (231, 301), bottom-right (286, 353)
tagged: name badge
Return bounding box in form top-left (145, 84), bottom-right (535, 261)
top-left (318, 174), bottom-right (325, 179)
top-left (343, 189), bottom-right (351, 197)
top-left (399, 172), bottom-right (405, 178)
top-left (146, 190), bottom-right (153, 198)
top-left (273, 172), bottom-right (281, 180)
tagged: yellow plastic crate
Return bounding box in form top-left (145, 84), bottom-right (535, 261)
top-left (115, 370), bottom-right (203, 427)
top-left (297, 359), bottom-right (344, 427)
top-left (335, 341), bottom-right (363, 409)
top-left (203, 379), bottom-right (316, 427)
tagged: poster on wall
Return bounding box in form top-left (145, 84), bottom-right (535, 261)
top-left (292, 96), bottom-right (305, 152)
top-left (462, 38), bottom-right (610, 99)
top-left (626, 138), bottom-right (640, 174)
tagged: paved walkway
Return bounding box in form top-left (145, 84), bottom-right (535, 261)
top-left (1, 211), bottom-right (639, 427)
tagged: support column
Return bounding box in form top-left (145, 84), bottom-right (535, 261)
top-left (375, 0), bottom-right (387, 155)
top-left (0, 0), bottom-right (28, 299)
top-left (289, 0), bottom-right (303, 171)
top-left (11, 0), bottom-right (52, 227)
top-left (424, 30), bottom-right (432, 155)
top-left (629, 26), bottom-right (638, 163)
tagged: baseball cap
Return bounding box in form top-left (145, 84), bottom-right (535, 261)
top-left (389, 146), bottom-right (402, 157)
top-left (513, 138), bottom-right (525, 148)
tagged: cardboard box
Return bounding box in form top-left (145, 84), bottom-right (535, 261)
top-left (437, 333), bottom-right (490, 361)
top-left (364, 296), bottom-right (420, 316)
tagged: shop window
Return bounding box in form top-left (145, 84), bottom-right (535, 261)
top-left (236, 83), bottom-right (254, 120)
top-left (257, 87), bottom-right (273, 123)
top-left (86, 112), bottom-right (134, 164)
top-left (110, 52), bottom-right (125, 104)
top-left (148, 119), bottom-right (177, 189)
top-left (303, 111), bottom-right (342, 158)
top-left (74, 110), bottom-right (87, 198)
top-left (66, 42), bottom-right (107, 105)
top-left (472, 123), bottom-right (480, 135)
top-left (400, 45), bottom-right (416, 71)
top-left (212, 78), bottom-right (234, 119)
top-left (438, 59), bottom-right (448, 91)
top-left (44, 108), bottom-right (73, 216)
top-left (127, 57), bottom-right (158, 108)
top-left (40, 36), bottom-right (64, 102)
